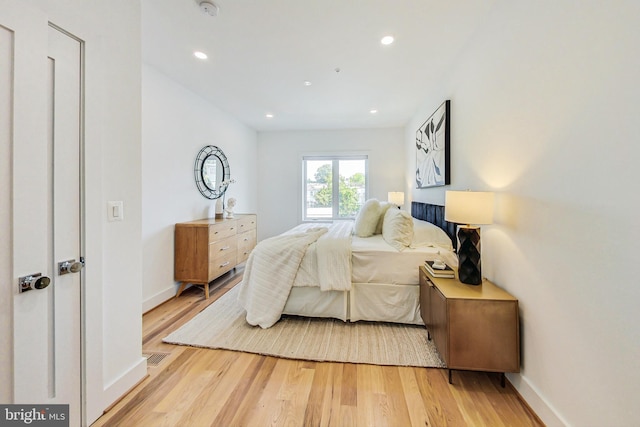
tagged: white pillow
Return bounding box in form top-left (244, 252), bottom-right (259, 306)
top-left (375, 202), bottom-right (393, 235)
top-left (354, 199), bottom-right (381, 237)
top-left (411, 218), bottom-right (454, 251)
top-left (382, 208), bottom-right (414, 251)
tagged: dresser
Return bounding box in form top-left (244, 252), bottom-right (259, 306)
top-left (419, 265), bottom-right (520, 385)
top-left (174, 214), bottom-right (257, 298)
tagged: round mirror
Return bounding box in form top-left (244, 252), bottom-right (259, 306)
top-left (194, 145), bottom-right (230, 199)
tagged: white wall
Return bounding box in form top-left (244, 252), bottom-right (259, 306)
top-left (141, 64), bottom-right (258, 311)
top-left (257, 128), bottom-right (404, 240)
top-left (18, 0), bottom-right (145, 423)
top-left (405, 2), bottom-right (640, 426)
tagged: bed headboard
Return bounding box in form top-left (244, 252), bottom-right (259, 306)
top-left (411, 201), bottom-right (457, 251)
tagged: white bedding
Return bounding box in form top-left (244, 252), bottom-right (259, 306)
top-left (293, 231), bottom-right (457, 288)
top-left (241, 219), bottom-right (457, 327)
top-left (350, 234), bottom-right (457, 285)
top-left (237, 227), bottom-right (328, 328)
top-left (239, 222), bottom-right (353, 328)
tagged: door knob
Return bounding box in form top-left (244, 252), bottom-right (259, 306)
top-left (18, 273), bottom-right (51, 293)
top-left (58, 258), bottom-right (85, 275)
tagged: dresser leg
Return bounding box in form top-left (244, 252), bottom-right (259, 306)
top-left (448, 369), bottom-right (453, 384)
top-left (175, 282), bottom-right (187, 298)
top-left (204, 282), bottom-right (210, 299)
top-left (500, 373), bottom-right (506, 388)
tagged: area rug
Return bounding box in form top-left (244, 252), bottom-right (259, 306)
top-left (163, 286), bottom-right (445, 368)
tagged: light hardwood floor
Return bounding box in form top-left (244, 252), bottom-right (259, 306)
top-left (92, 269), bottom-right (543, 427)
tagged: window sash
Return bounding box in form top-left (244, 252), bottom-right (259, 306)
top-left (303, 155), bottom-right (368, 221)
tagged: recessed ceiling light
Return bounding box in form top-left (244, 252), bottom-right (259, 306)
top-left (381, 35), bottom-right (394, 45)
top-left (265, 113), bottom-right (274, 119)
top-left (370, 109), bottom-right (378, 114)
top-left (193, 51), bottom-right (208, 60)
top-left (303, 81), bottom-right (312, 86)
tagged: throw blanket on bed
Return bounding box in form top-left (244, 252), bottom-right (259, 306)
top-left (316, 220), bottom-right (352, 291)
top-left (237, 227), bottom-right (328, 328)
top-left (285, 221), bottom-right (353, 291)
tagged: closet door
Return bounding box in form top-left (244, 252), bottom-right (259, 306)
top-left (1, 2), bottom-right (84, 425)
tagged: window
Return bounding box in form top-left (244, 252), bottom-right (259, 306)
top-left (303, 155), bottom-right (368, 220)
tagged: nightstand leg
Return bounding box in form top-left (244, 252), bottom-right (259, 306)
top-left (448, 369), bottom-right (453, 384)
top-left (500, 373), bottom-right (506, 388)
top-left (204, 282), bottom-right (210, 299)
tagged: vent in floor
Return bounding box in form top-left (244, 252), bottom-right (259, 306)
top-left (143, 352), bottom-right (170, 366)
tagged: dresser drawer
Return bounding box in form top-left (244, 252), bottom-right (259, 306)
top-left (209, 235), bottom-right (237, 258)
top-left (208, 251), bottom-right (237, 281)
top-left (237, 231), bottom-right (256, 263)
top-left (209, 221), bottom-right (237, 241)
top-left (236, 215), bottom-right (257, 233)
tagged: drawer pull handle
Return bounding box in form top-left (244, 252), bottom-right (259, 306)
top-left (243, 238), bottom-right (249, 241)
top-left (220, 261), bottom-right (230, 267)
top-left (220, 246), bottom-right (230, 251)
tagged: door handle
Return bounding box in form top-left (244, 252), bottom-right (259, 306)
top-left (58, 257), bottom-right (85, 275)
top-left (18, 273), bottom-right (51, 293)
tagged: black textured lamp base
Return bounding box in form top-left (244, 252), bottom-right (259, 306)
top-left (457, 226), bottom-right (482, 285)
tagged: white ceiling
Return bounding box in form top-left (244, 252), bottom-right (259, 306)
top-left (142, 0), bottom-right (495, 131)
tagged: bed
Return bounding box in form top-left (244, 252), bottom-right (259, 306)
top-left (237, 201), bottom-right (458, 328)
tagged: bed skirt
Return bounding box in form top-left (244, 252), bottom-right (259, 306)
top-left (282, 282), bottom-right (423, 325)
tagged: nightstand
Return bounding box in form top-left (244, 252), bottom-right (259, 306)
top-left (419, 265), bottom-right (520, 385)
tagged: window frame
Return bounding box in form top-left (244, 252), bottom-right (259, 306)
top-left (302, 154), bottom-right (369, 221)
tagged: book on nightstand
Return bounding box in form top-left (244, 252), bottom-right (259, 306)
top-left (425, 260), bottom-right (455, 278)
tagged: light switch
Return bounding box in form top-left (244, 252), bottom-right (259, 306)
top-left (107, 201), bottom-right (124, 222)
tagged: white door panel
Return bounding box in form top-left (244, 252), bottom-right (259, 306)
top-left (2, 1), bottom-right (84, 425)
top-left (49, 25), bottom-right (82, 419)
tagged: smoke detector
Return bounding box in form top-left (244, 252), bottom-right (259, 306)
top-left (199, 1), bottom-right (219, 17)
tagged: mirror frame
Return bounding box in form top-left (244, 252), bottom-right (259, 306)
top-left (194, 145), bottom-right (230, 199)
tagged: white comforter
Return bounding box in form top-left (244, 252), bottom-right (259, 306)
top-left (237, 221), bottom-right (353, 328)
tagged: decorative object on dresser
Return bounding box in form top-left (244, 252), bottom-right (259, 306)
top-left (174, 214), bottom-right (256, 299)
top-left (419, 265), bottom-right (519, 386)
top-left (387, 191), bottom-right (405, 208)
top-left (416, 99), bottom-right (450, 188)
top-left (444, 190), bottom-right (494, 285)
top-left (224, 197), bottom-right (236, 218)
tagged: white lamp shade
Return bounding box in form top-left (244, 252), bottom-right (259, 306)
top-left (388, 192), bottom-right (405, 206)
top-left (445, 191), bottom-right (494, 225)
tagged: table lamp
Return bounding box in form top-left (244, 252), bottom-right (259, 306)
top-left (388, 192), bottom-right (405, 208)
top-left (445, 190), bottom-right (494, 285)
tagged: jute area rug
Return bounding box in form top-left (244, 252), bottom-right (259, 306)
top-left (163, 286), bottom-right (445, 368)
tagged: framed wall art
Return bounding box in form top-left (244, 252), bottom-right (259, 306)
top-left (416, 100), bottom-right (450, 188)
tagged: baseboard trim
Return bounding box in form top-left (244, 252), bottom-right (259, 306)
top-left (507, 372), bottom-right (568, 426)
top-left (100, 357), bottom-right (147, 417)
top-left (142, 286), bottom-right (177, 314)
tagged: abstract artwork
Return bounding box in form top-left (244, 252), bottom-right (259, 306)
top-left (416, 100), bottom-right (450, 188)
